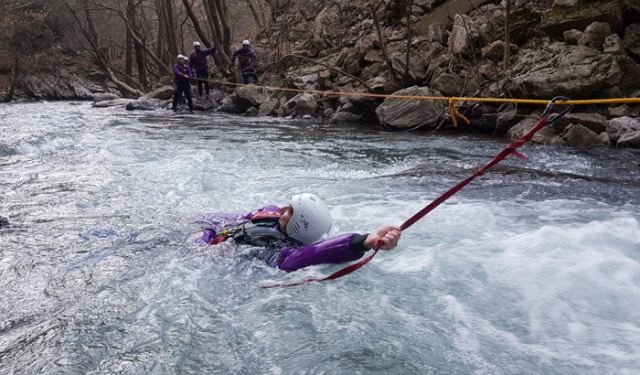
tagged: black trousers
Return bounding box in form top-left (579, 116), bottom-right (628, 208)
top-left (172, 81), bottom-right (193, 111)
top-left (196, 73), bottom-right (210, 97)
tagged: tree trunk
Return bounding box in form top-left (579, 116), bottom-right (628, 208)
top-left (504, 0), bottom-right (511, 70)
top-left (5, 41), bottom-right (20, 102)
top-left (372, 1), bottom-right (399, 84)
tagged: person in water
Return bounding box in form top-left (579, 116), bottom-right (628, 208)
top-left (232, 40), bottom-right (259, 84)
top-left (198, 193), bottom-right (401, 272)
top-left (172, 54), bottom-right (194, 112)
top-left (189, 41), bottom-right (216, 99)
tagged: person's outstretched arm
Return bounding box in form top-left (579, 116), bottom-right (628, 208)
top-left (277, 225), bottom-right (401, 272)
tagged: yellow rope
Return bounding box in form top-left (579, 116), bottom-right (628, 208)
top-left (188, 76), bottom-right (640, 125)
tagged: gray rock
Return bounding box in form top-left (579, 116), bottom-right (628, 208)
top-left (563, 123), bottom-right (608, 147)
top-left (375, 86), bottom-right (446, 130)
top-left (92, 98), bottom-right (136, 108)
top-left (92, 93), bottom-right (120, 102)
top-left (563, 29), bottom-right (584, 45)
top-left (508, 115), bottom-right (558, 144)
top-left (258, 98), bottom-right (279, 116)
top-left (607, 116), bottom-right (640, 142)
top-left (578, 21), bottom-right (611, 50)
top-left (502, 41), bottom-right (640, 98)
top-left (552, 112), bottom-right (608, 134)
top-left (608, 105), bottom-right (637, 118)
top-left (481, 41), bottom-right (518, 62)
top-left (617, 131), bottom-right (640, 147)
top-left (0, 216), bottom-right (8, 227)
top-left (144, 85), bottom-right (174, 100)
top-left (219, 97), bottom-right (236, 113)
top-left (554, 0), bottom-right (580, 6)
top-left (231, 86), bottom-right (268, 113)
top-left (285, 93), bottom-right (318, 117)
top-left (245, 107), bottom-right (258, 116)
top-left (323, 108), bottom-right (335, 119)
top-left (126, 98), bottom-right (159, 111)
top-left (624, 23), bottom-right (640, 55)
top-left (330, 110), bottom-right (363, 124)
top-left (603, 33), bottom-right (626, 55)
top-left (448, 14), bottom-right (480, 55)
top-left (193, 99), bottom-right (217, 111)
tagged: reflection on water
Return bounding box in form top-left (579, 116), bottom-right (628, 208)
top-left (1, 102), bottom-right (639, 374)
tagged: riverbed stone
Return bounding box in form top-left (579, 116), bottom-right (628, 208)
top-left (563, 123), bottom-right (608, 147)
top-left (126, 98), bottom-right (159, 111)
top-left (144, 85), bottom-right (174, 100)
top-left (375, 86), bottom-right (446, 130)
top-left (603, 33), bottom-right (626, 55)
top-left (607, 116), bottom-right (640, 143)
top-left (617, 131), bottom-right (640, 147)
top-left (285, 93), bottom-right (318, 117)
top-left (624, 23), bottom-right (640, 55)
top-left (92, 98), bottom-right (136, 108)
top-left (552, 112), bottom-right (608, 133)
top-left (92, 93), bottom-right (120, 102)
top-left (231, 86), bottom-right (268, 113)
top-left (508, 115), bottom-right (558, 144)
top-left (578, 21), bottom-right (611, 50)
top-left (501, 41), bottom-right (640, 98)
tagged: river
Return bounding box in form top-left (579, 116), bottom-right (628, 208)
top-left (1, 102), bottom-right (639, 374)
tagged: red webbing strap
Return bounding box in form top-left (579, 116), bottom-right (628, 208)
top-left (261, 116), bottom-right (551, 288)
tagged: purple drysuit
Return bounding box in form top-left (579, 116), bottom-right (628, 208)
top-left (197, 206), bottom-right (368, 272)
top-left (173, 63), bottom-right (194, 83)
top-left (189, 47), bottom-right (216, 75)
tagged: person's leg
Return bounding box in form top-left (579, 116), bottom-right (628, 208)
top-left (242, 71), bottom-right (249, 84)
top-left (185, 84), bottom-right (193, 111)
top-left (196, 76), bottom-right (204, 98)
top-left (171, 83), bottom-right (181, 111)
top-left (203, 75), bottom-right (210, 97)
top-left (251, 72), bottom-right (259, 84)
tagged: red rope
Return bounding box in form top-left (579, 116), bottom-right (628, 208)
top-left (261, 115), bottom-right (551, 288)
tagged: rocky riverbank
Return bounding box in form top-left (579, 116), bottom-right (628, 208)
top-left (3, 0), bottom-right (640, 148)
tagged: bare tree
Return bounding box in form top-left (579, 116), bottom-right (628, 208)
top-left (503, 0), bottom-right (512, 70)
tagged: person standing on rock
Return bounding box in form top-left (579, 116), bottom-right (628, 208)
top-left (172, 55), bottom-right (194, 113)
top-left (189, 42), bottom-right (216, 100)
top-left (232, 40), bottom-right (259, 84)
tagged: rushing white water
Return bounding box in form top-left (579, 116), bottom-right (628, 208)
top-left (1, 102), bottom-right (639, 374)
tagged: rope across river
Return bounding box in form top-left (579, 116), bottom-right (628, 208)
top-left (186, 76), bottom-right (640, 127)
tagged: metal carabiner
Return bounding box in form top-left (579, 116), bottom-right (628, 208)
top-left (542, 96), bottom-right (573, 125)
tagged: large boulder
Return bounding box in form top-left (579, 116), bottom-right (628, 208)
top-left (508, 115), bottom-right (559, 144)
top-left (375, 86), bottom-right (446, 130)
top-left (125, 97), bottom-right (160, 111)
top-left (92, 98), bottom-right (136, 108)
top-left (624, 23), bottom-right (640, 55)
top-left (607, 116), bottom-right (640, 143)
top-left (603, 33), bottom-right (626, 55)
top-left (92, 93), bottom-right (120, 102)
top-left (448, 14), bottom-right (480, 55)
top-left (501, 41), bottom-right (640, 98)
top-left (540, 0), bottom-right (624, 37)
top-left (578, 21), bottom-right (611, 50)
top-left (284, 93), bottom-right (318, 117)
top-left (144, 85), bottom-right (174, 100)
top-left (617, 131), bottom-right (640, 147)
top-left (551, 112), bottom-right (608, 133)
top-left (562, 124), bottom-right (609, 147)
top-left (231, 86), bottom-right (268, 113)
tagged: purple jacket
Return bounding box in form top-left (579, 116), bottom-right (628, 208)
top-left (197, 206), bottom-right (367, 272)
top-left (173, 63), bottom-right (194, 83)
top-left (189, 47), bottom-right (216, 75)
top-left (232, 47), bottom-right (258, 71)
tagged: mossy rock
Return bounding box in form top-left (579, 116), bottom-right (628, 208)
top-left (540, 0), bottom-right (624, 37)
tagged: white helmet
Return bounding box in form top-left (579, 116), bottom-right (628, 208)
top-left (177, 54), bottom-right (186, 60)
top-left (193, 41), bottom-right (201, 47)
top-left (242, 40), bottom-right (251, 46)
top-left (286, 193), bottom-right (333, 244)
